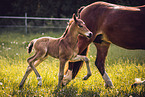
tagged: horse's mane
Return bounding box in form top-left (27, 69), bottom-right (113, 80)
top-left (61, 19), bottom-right (74, 38)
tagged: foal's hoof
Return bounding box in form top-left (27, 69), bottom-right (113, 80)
top-left (83, 74), bottom-right (91, 80)
top-left (83, 75), bottom-right (89, 80)
top-left (19, 85), bottom-right (23, 89)
top-left (38, 82), bottom-right (42, 87)
top-left (61, 83), bottom-right (66, 88)
top-left (37, 84), bottom-right (42, 87)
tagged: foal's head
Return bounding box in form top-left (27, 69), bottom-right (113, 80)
top-left (72, 14), bottom-right (93, 38)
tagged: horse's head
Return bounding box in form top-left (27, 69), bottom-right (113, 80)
top-left (72, 14), bottom-right (93, 38)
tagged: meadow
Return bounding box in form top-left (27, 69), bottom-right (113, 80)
top-left (0, 29), bottom-right (145, 97)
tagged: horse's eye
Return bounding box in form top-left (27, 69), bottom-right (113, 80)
top-left (78, 24), bottom-right (83, 28)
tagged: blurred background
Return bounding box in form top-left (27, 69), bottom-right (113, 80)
top-left (0, 0), bottom-right (145, 33)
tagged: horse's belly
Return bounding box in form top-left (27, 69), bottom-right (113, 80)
top-left (105, 32), bottom-right (145, 49)
top-left (102, 12), bottom-right (145, 49)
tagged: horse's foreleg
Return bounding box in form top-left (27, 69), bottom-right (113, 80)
top-left (58, 59), bottom-right (66, 88)
top-left (68, 48), bottom-right (88, 79)
top-left (67, 36), bottom-right (90, 79)
top-left (69, 55), bottom-right (91, 80)
top-left (63, 37), bottom-right (90, 86)
top-left (94, 42), bottom-right (113, 88)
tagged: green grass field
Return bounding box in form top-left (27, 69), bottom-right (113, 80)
top-left (0, 30), bottom-right (145, 97)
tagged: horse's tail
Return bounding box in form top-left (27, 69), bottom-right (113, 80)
top-left (77, 6), bottom-right (85, 18)
top-left (27, 39), bottom-right (37, 53)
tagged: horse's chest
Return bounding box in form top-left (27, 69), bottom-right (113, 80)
top-left (59, 44), bottom-right (79, 60)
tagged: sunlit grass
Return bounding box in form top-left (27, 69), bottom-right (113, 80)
top-left (0, 31), bottom-right (145, 96)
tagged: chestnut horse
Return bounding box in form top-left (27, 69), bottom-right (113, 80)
top-left (19, 14), bottom-right (92, 89)
top-left (63, 2), bottom-right (145, 88)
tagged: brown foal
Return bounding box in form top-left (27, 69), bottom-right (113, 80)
top-left (19, 14), bottom-right (93, 89)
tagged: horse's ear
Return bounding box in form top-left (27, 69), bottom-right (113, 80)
top-left (73, 13), bottom-right (78, 23)
top-left (77, 6), bottom-right (85, 18)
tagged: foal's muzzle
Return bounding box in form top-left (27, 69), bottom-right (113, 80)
top-left (87, 32), bottom-right (93, 38)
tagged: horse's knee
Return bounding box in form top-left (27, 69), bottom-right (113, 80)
top-left (27, 58), bottom-right (31, 63)
top-left (84, 57), bottom-right (89, 63)
top-left (27, 57), bottom-right (34, 65)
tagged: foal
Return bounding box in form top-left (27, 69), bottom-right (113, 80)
top-left (19, 14), bottom-right (92, 88)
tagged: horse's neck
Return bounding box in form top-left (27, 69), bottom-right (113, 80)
top-left (60, 26), bottom-right (69, 38)
top-left (63, 24), bottom-right (78, 46)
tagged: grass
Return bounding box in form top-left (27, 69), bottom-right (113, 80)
top-left (0, 30), bottom-right (145, 96)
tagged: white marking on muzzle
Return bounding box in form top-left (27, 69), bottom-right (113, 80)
top-left (85, 31), bottom-right (92, 38)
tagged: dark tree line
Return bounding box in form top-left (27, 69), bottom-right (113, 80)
top-left (1, 0), bottom-right (145, 17)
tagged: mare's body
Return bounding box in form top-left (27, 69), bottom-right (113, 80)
top-left (65, 2), bottom-right (145, 88)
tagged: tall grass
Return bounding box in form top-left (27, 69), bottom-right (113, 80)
top-left (0, 31), bottom-right (145, 96)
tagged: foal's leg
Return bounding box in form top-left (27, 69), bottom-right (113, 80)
top-left (70, 55), bottom-right (91, 80)
top-left (28, 51), bottom-right (47, 86)
top-left (94, 42), bottom-right (113, 88)
top-left (19, 54), bottom-right (36, 88)
top-left (19, 59), bottom-right (43, 88)
top-left (58, 59), bottom-right (66, 88)
top-left (67, 48), bottom-right (88, 79)
top-left (62, 55), bottom-right (91, 86)
top-left (20, 51), bottom-right (46, 88)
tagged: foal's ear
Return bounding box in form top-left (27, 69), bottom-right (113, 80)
top-left (73, 13), bottom-right (78, 23)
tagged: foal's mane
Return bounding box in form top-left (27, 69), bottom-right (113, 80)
top-left (61, 19), bottom-right (74, 38)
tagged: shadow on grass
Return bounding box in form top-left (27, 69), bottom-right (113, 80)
top-left (52, 86), bottom-right (100, 97)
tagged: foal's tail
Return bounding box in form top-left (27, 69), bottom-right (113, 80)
top-left (27, 39), bottom-right (37, 53)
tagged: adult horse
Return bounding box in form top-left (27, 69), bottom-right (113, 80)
top-left (62, 1), bottom-right (145, 88)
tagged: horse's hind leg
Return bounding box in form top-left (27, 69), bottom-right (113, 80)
top-left (19, 58), bottom-right (43, 88)
top-left (28, 51), bottom-right (47, 86)
top-left (19, 55), bottom-right (35, 88)
top-left (19, 51), bottom-right (46, 88)
top-left (19, 66), bottom-right (32, 89)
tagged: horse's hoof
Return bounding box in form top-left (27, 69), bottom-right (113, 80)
top-left (38, 84), bottom-right (42, 87)
top-left (62, 84), bottom-right (65, 87)
top-left (19, 85), bottom-right (23, 89)
top-left (105, 81), bottom-right (114, 89)
top-left (83, 75), bottom-right (88, 80)
top-left (38, 82), bottom-right (42, 87)
top-left (83, 74), bottom-right (91, 80)
top-left (131, 83), bottom-right (137, 88)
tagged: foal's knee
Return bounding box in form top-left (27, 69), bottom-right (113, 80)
top-left (84, 57), bottom-right (89, 63)
top-left (27, 58), bottom-right (31, 63)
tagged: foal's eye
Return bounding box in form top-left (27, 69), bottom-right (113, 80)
top-left (78, 24), bottom-right (83, 28)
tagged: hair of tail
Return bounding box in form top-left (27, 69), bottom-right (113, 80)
top-left (27, 39), bottom-right (37, 53)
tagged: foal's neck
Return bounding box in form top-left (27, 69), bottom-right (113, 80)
top-left (63, 23), bottom-right (78, 46)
